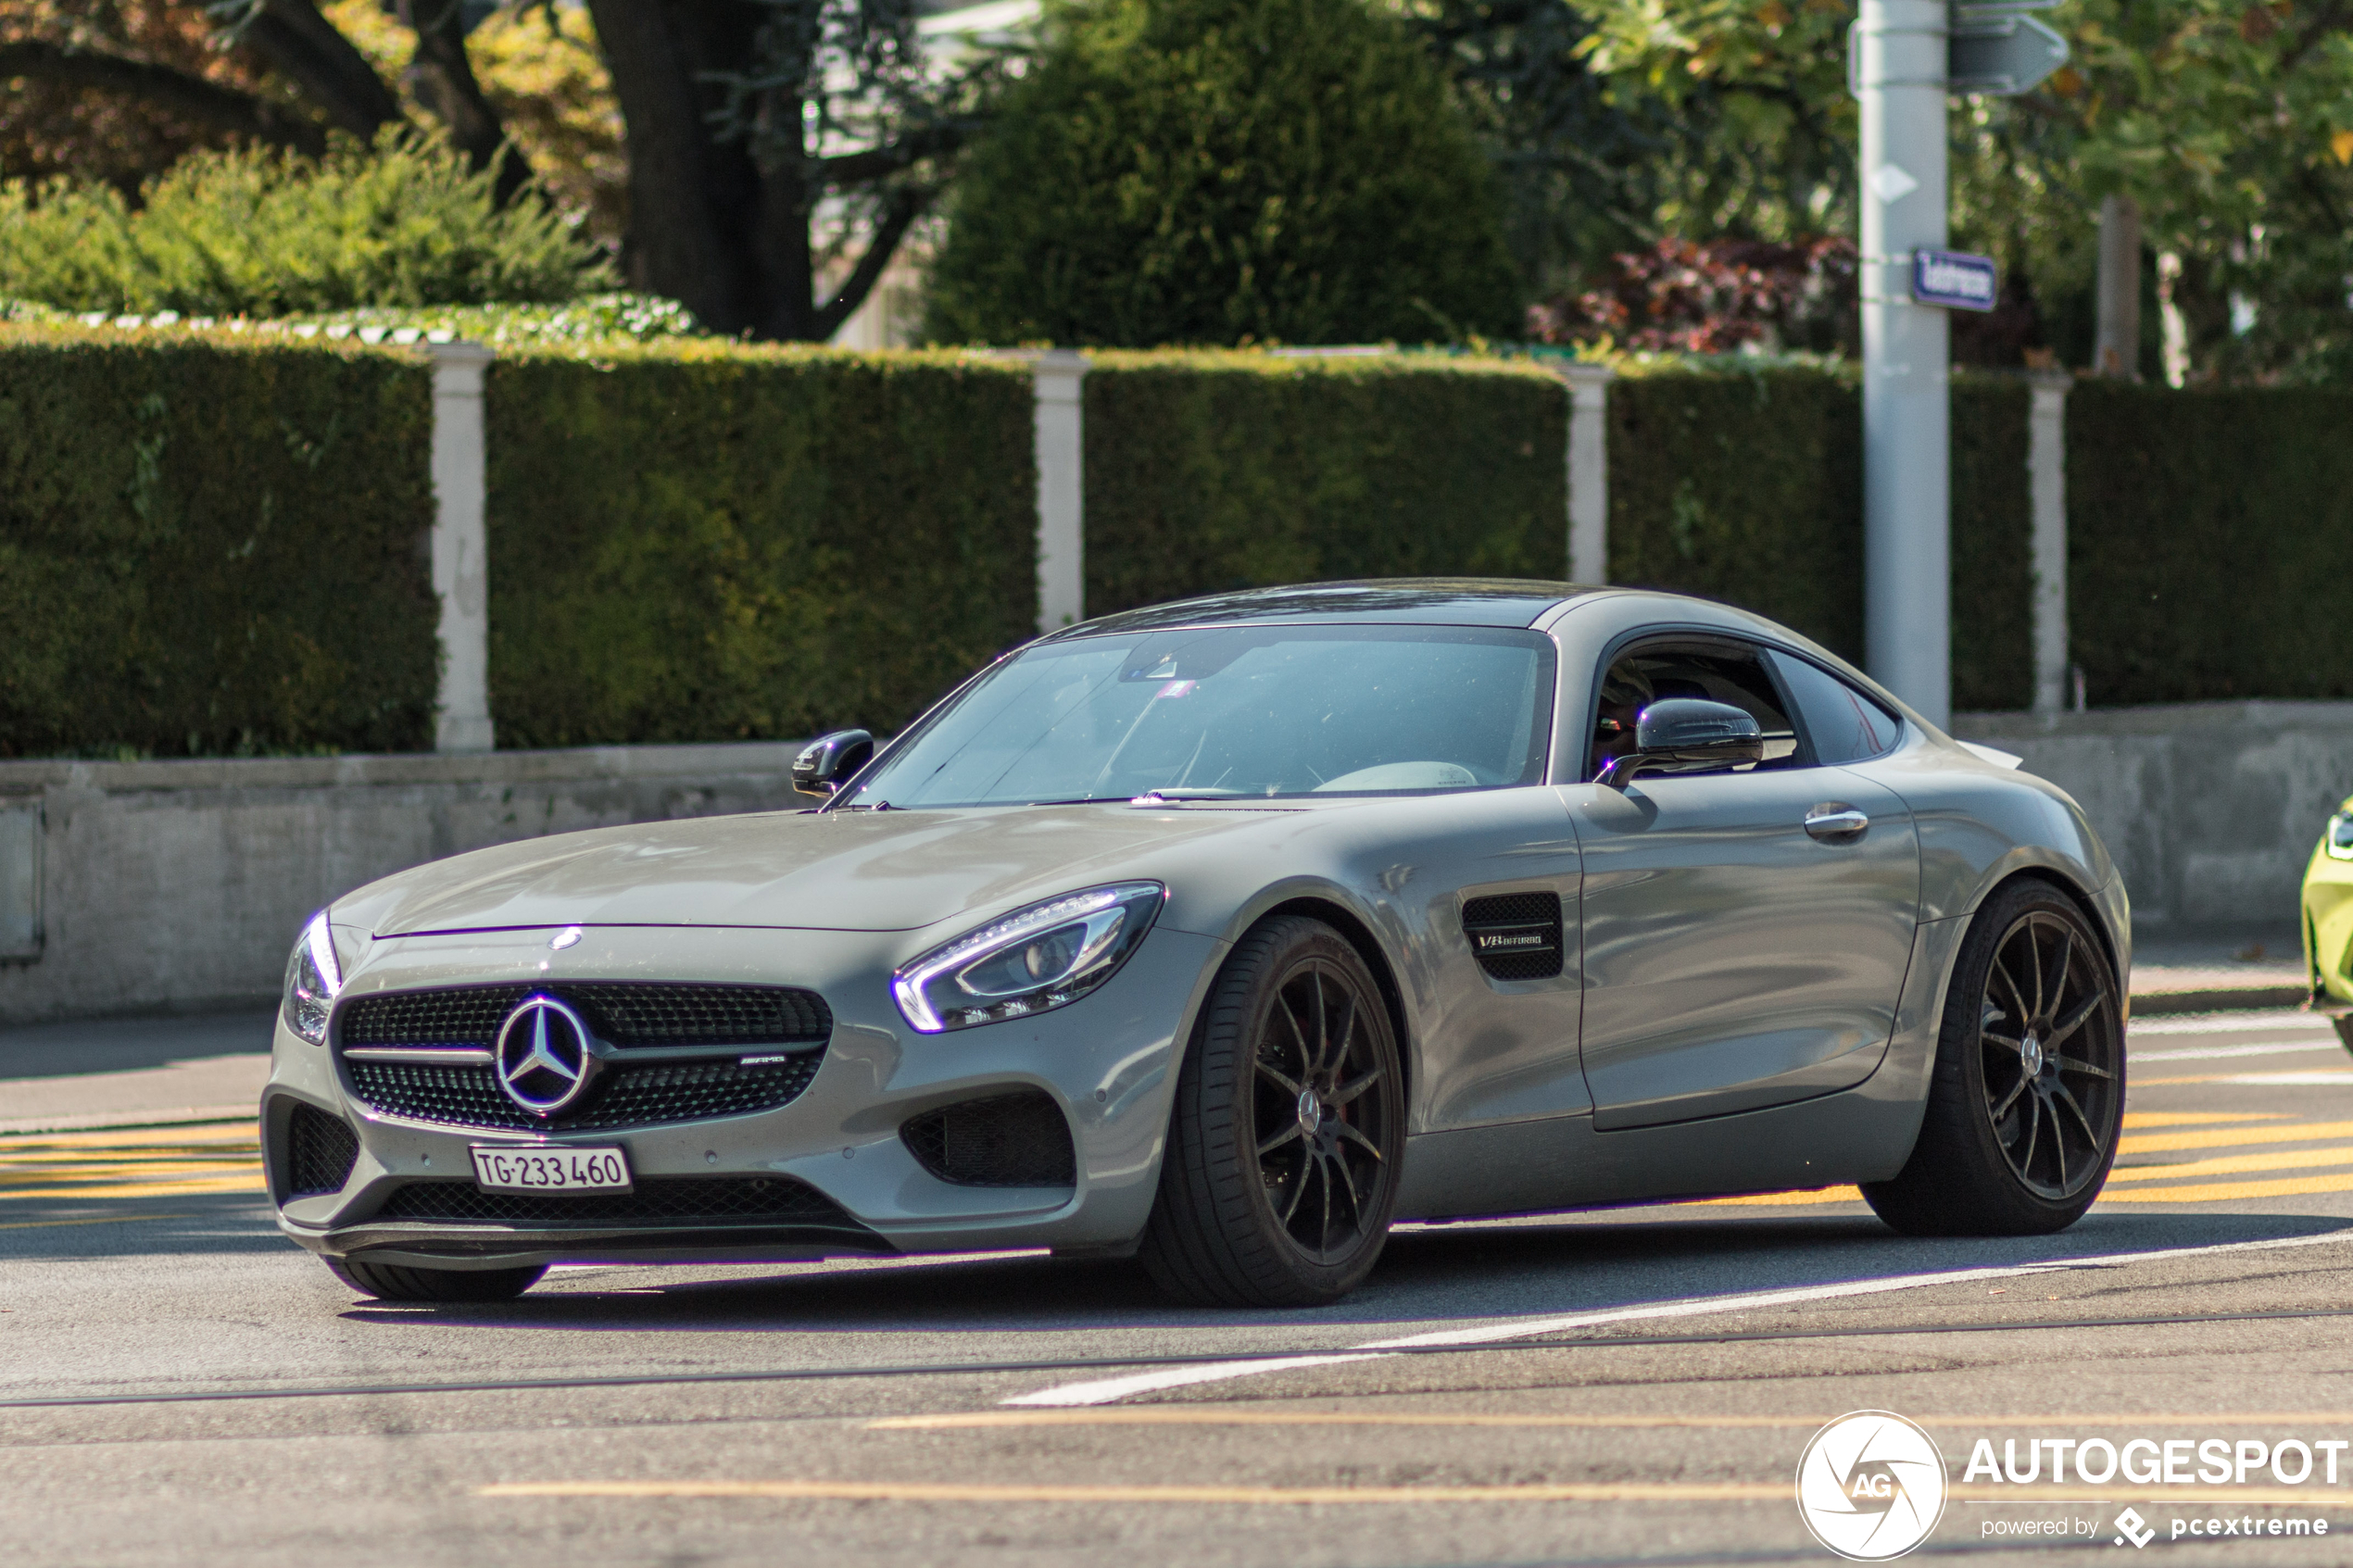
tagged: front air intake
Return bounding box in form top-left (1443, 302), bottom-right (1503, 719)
top-left (900, 1092), bottom-right (1077, 1187)
top-left (285, 1102), bottom-right (361, 1197)
top-left (1462, 891), bottom-right (1565, 981)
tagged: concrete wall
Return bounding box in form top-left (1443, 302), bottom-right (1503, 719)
top-left (1, 702), bottom-right (2338, 1024)
top-left (0, 745), bottom-right (803, 1027)
top-left (1957, 701), bottom-right (2353, 933)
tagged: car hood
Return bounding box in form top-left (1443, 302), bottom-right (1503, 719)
top-left (335, 802), bottom-right (1328, 939)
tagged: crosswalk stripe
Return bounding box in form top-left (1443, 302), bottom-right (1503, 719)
top-left (2120, 1118), bottom-right (2353, 1154)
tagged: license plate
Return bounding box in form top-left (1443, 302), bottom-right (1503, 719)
top-left (469, 1144), bottom-right (633, 1194)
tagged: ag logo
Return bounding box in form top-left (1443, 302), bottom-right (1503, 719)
top-left (1795, 1411), bottom-right (1948, 1562)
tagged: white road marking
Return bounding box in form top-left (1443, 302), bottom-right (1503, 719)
top-left (2129, 1013), bottom-right (2331, 1037)
top-left (1005, 1231), bottom-right (2353, 1408)
top-left (2131, 1041), bottom-right (2345, 1063)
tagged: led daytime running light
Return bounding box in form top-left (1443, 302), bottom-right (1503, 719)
top-left (894, 882), bottom-right (1164, 1034)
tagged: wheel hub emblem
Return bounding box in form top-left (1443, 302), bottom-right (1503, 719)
top-left (2020, 1033), bottom-right (2045, 1076)
top-left (494, 995), bottom-right (598, 1117)
top-left (1296, 1088), bottom-right (1324, 1137)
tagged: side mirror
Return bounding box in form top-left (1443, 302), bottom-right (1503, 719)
top-left (1595, 699), bottom-right (1762, 790)
top-left (792, 729), bottom-right (875, 797)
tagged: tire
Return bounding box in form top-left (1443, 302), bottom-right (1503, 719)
top-left (325, 1256), bottom-right (547, 1302)
top-left (1864, 880), bottom-right (2125, 1236)
top-left (1139, 915), bottom-right (1405, 1307)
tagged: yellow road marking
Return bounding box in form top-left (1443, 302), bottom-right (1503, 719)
top-left (1683, 1186), bottom-right (1863, 1207)
top-left (2097, 1172), bottom-right (2353, 1204)
top-left (2138, 1072), bottom-right (2353, 1085)
top-left (2108, 1146), bottom-right (2353, 1183)
top-left (0, 1123), bottom-right (256, 1148)
top-left (2120, 1111), bottom-right (2288, 1127)
top-left (870, 1410), bottom-right (2353, 1432)
top-left (0, 1123), bottom-right (265, 1202)
top-left (2120, 1119), bottom-right (2353, 1155)
top-left (0, 1212), bottom-right (193, 1232)
top-left (476, 1479), bottom-right (2353, 1506)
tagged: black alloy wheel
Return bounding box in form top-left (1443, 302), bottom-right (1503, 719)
top-left (1140, 916), bottom-right (1405, 1306)
top-left (1864, 881), bottom-right (2124, 1236)
top-left (1251, 958), bottom-right (1397, 1262)
top-left (1978, 909), bottom-right (2120, 1201)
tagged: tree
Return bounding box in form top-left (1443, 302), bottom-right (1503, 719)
top-left (924, 0), bottom-right (1522, 346)
top-left (0, 0), bottom-right (996, 338)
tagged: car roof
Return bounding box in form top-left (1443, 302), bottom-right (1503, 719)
top-left (1047, 579), bottom-right (1606, 638)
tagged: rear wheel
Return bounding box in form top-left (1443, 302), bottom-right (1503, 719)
top-left (1864, 881), bottom-right (2124, 1236)
top-left (1139, 916), bottom-right (1404, 1307)
top-left (325, 1257), bottom-right (547, 1302)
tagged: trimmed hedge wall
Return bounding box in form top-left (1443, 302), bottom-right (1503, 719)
top-left (2067, 380), bottom-right (2353, 706)
top-left (1082, 352), bottom-right (1567, 613)
top-left (0, 328), bottom-right (435, 758)
top-left (1606, 364), bottom-right (2032, 711)
top-left (482, 345), bottom-right (1037, 746)
top-left (11, 332), bottom-right (2342, 762)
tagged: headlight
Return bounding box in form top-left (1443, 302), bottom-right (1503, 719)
top-left (893, 882), bottom-right (1164, 1033)
top-left (2330, 814), bottom-right (2353, 862)
top-left (281, 911), bottom-right (344, 1046)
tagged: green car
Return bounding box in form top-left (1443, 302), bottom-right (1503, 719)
top-left (2303, 799), bottom-right (2353, 1007)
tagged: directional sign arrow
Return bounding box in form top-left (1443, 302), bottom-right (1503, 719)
top-left (1949, 12), bottom-right (2070, 95)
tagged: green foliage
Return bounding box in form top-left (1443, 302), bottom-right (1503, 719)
top-left (1606, 362), bottom-right (2032, 710)
top-left (483, 344), bottom-right (1037, 746)
top-left (0, 326), bottom-right (436, 758)
top-left (0, 131), bottom-right (610, 320)
top-left (2067, 380), bottom-right (2353, 704)
top-left (1083, 352), bottom-right (1566, 609)
top-left (925, 0), bottom-right (1522, 346)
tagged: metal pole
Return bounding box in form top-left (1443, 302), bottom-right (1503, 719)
top-left (1857, 0), bottom-right (1951, 730)
top-left (1562, 364), bottom-right (1614, 583)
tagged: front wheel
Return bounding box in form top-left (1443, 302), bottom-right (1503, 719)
top-left (325, 1257), bottom-right (547, 1302)
top-left (1139, 916), bottom-right (1404, 1307)
top-left (1864, 881), bottom-right (2125, 1236)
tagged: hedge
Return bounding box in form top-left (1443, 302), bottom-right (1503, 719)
top-left (1606, 363), bottom-right (2033, 711)
top-left (0, 327), bottom-right (435, 758)
top-left (1082, 352), bottom-right (1567, 613)
top-left (2066, 380), bottom-right (2353, 706)
top-left (482, 344), bottom-right (1037, 747)
top-left (6, 330), bottom-right (2342, 763)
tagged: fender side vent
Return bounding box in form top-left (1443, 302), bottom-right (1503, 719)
top-left (285, 1102), bottom-right (361, 1198)
top-left (901, 1091), bottom-right (1076, 1187)
top-left (1463, 891), bottom-right (1565, 981)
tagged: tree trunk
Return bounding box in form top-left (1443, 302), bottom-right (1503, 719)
top-left (2093, 193), bottom-right (2141, 379)
top-left (397, 0), bottom-right (533, 206)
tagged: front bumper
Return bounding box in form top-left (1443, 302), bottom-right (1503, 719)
top-left (263, 922), bottom-right (1224, 1270)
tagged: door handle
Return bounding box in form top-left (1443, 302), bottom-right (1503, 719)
top-left (1805, 805), bottom-right (1869, 841)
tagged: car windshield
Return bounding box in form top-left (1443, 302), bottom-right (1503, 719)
top-left (843, 624), bottom-right (1556, 809)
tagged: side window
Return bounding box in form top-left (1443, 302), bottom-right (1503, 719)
top-left (1772, 652), bottom-right (1903, 764)
top-left (1588, 640), bottom-right (1801, 781)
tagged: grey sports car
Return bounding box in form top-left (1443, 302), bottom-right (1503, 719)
top-left (264, 581), bottom-right (2130, 1307)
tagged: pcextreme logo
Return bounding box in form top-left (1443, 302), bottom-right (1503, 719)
top-left (1796, 1411), bottom-right (1950, 1562)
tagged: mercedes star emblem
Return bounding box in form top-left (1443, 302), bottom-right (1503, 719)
top-left (494, 995), bottom-right (598, 1116)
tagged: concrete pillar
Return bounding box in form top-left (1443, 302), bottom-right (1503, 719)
top-left (1562, 364), bottom-right (1614, 583)
top-left (1032, 350), bottom-right (1089, 633)
top-left (428, 344), bottom-right (495, 753)
top-left (2028, 373), bottom-right (2070, 714)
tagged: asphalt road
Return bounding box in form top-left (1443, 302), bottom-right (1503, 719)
top-left (9, 1009), bottom-right (2353, 1567)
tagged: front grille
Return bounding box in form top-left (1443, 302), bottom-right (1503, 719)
top-left (900, 1091), bottom-right (1077, 1187)
top-left (346, 1052), bottom-right (823, 1133)
top-left (284, 1102), bottom-right (360, 1197)
top-left (373, 1175), bottom-right (861, 1230)
top-left (341, 983), bottom-right (831, 1049)
top-left (1462, 891), bottom-right (1565, 981)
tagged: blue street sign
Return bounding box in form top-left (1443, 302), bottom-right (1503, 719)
top-left (1912, 248), bottom-right (1999, 311)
